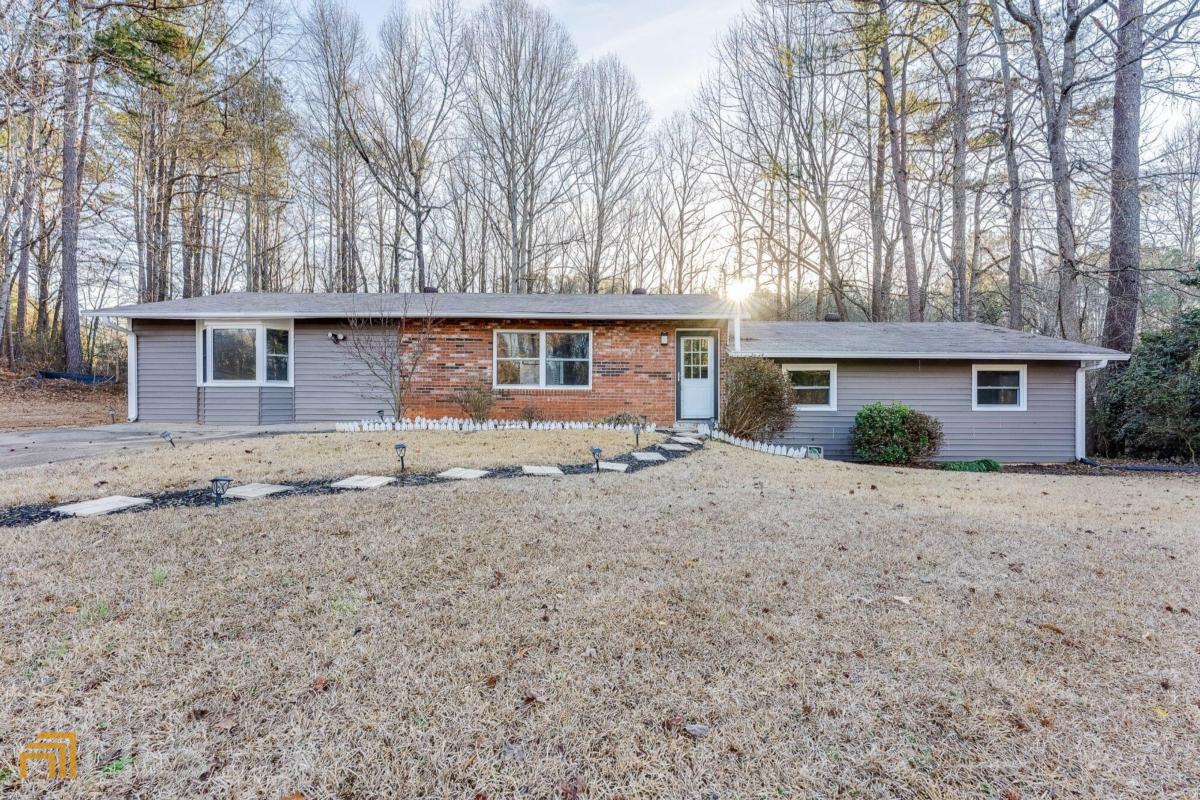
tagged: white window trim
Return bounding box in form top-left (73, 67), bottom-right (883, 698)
top-left (783, 363), bottom-right (837, 411)
top-left (196, 319), bottom-right (294, 388)
top-left (492, 329), bottom-right (592, 390)
top-left (972, 363), bottom-right (1027, 411)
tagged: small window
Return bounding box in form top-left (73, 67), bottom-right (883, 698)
top-left (211, 328), bottom-right (257, 382)
top-left (972, 364), bottom-right (1026, 411)
top-left (783, 364), bottom-right (836, 410)
top-left (682, 337), bottom-right (710, 379)
top-left (494, 330), bottom-right (592, 389)
top-left (266, 328), bottom-right (290, 382)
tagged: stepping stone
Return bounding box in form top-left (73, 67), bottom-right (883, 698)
top-left (631, 451), bottom-right (667, 462)
top-left (598, 461), bottom-right (628, 473)
top-left (438, 467), bottom-right (489, 480)
top-left (224, 483), bottom-right (292, 500)
top-left (672, 436), bottom-right (703, 445)
top-left (522, 465), bottom-right (564, 476)
top-left (53, 495), bottom-right (150, 517)
top-left (658, 443), bottom-right (691, 452)
top-left (331, 475), bottom-right (397, 490)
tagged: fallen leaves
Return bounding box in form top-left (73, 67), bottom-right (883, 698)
top-left (310, 675), bottom-right (330, 693)
top-left (559, 774), bottom-right (587, 799)
top-left (662, 715), bottom-right (711, 740)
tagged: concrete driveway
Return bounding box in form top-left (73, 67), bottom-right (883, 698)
top-left (0, 422), bottom-right (335, 471)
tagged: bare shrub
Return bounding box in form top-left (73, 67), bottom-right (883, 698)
top-left (720, 357), bottom-right (792, 440)
top-left (453, 382), bottom-right (494, 423)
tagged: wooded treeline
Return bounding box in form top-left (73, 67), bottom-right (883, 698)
top-left (3, 0), bottom-right (1200, 374)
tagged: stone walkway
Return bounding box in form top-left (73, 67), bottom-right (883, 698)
top-left (0, 434), bottom-right (704, 528)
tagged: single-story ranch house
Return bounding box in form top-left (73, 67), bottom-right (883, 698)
top-left (87, 291), bottom-right (1128, 463)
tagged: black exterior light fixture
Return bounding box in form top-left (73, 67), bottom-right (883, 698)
top-left (210, 476), bottom-right (233, 507)
top-left (395, 442), bottom-right (407, 471)
top-left (160, 431), bottom-right (175, 448)
top-left (591, 446), bottom-right (602, 472)
top-left (376, 409), bottom-right (387, 422)
top-left (660, 332), bottom-right (669, 346)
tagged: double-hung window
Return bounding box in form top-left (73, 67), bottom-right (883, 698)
top-left (783, 364), bottom-right (837, 410)
top-left (198, 321), bottom-right (292, 386)
top-left (494, 330), bottom-right (591, 389)
top-left (972, 364), bottom-right (1026, 411)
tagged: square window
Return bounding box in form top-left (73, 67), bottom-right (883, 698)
top-left (973, 365), bottom-right (1026, 410)
top-left (211, 328), bottom-right (256, 381)
top-left (783, 364), bottom-right (836, 409)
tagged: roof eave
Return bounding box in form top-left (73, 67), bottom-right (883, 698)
top-left (84, 309), bottom-right (734, 321)
top-left (730, 350), bottom-right (1130, 361)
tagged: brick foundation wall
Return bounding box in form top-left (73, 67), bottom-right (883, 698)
top-left (385, 318), bottom-right (725, 426)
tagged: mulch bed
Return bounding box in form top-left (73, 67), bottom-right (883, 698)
top-left (0, 442), bottom-right (700, 529)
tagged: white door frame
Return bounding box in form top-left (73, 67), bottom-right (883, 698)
top-left (676, 329), bottom-right (718, 421)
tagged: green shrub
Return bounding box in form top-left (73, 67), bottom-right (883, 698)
top-left (1092, 309), bottom-right (1200, 463)
top-left (942, 458), bottom-right (1002, 473)
top-left (720, 357), bottom-right (794, 440)
top-left (850, 402), bottom-right (943, 464)
top-left (452, 382), bottom-right (494, 423)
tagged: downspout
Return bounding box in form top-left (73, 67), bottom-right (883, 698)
top-left (1075, 359), bottom-right (1108, 460)
top-left (732, 305), bottom-right (742, 352)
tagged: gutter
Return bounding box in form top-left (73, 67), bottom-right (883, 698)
top-left (729, 350), bottom-right (1130, 361)
top-left (1075, 359), bottom-right (1109, 460)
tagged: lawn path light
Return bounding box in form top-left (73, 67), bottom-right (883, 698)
top-left (591, 446), bottom-right (602, 472)
top-left (210, 476), bottom-right (233, 507)
top-left (633, 422), bottom-right (642, 448)
top-left (395, 442), bottom-right (407, 472)
top-left (160, 431), bottom-right (175, 449)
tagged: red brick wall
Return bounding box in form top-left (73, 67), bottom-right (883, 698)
top-left (393, 318), bottom-right (726, 425)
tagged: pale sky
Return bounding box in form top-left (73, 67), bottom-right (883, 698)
top-left (345, 0), bottom-right (754, 117)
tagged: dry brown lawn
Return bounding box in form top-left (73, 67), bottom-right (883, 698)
top-left (0, 370), bottom-right (125, 431)
top-left (1, 444), bottom-right (1197, 798)
top-left (0, 429), bottom-right (659, 508)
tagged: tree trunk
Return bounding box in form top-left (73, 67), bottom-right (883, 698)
top-left (949, 0), bottom-right (969, 320)
top-left (877, 1), bottom-right (921, 321)
top-left (989, 0), bottom-right (1024, 329)
top-left (1101, 0), bottom-right (1143, 353)
top-left (59, 0), bottom-right (84, 370)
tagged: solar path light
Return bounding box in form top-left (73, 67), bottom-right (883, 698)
top-left (210, 476), bottom-right (233, 507)
top-left (395, 442), bottom-right (407, 472)
top-left (591, 447), bottom-right (602, 472)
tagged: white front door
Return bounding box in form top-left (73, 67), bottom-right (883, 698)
top-left (678, 335), bottom-right (715, 420)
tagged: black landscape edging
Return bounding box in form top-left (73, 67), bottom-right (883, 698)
top-left (0, 440), bottom-right (700, 529)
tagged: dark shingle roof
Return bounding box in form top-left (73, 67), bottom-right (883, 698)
top-left (735, 320), bottom-right (1128, 360)
top-left (86, 292), bottom-right (733, 321)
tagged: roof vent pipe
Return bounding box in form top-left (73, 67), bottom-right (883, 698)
top-left (631, 287), bottom-right (648, 295)
top-left (823, 313), bottom-right (841, 322)
top-left (421, 286), bottom-right (439, 293)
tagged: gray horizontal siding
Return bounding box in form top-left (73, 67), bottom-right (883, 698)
top-left (259, 386), bottom-right (295, 424)
top-left (293, 322), bottom-right (391, 422)
top-left (134, 320), bottom-right (197, 422)
top-left (199, 387), bottom-right (259, 424)
top-left (770, 360), bottom-right (1078, 463)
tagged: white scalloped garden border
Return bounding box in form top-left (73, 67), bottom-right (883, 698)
top-left (335, 416), bottom-right (659, 434)
top-left (709, 428), bottom-right (822, 460)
